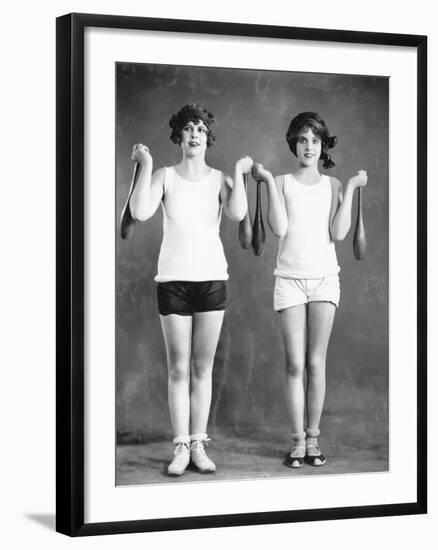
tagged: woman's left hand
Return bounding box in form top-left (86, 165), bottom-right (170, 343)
top-left (348, 170), bottom-right (368, 189)
top-left (251, 162), bottom-right (272, 183)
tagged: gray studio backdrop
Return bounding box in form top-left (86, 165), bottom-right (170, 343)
top-left (116, 63), bottom-right (388, 450)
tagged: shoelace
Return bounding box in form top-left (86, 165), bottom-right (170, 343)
top-left (191, 439), bottom-right (210, 457)
top-left (290, 449), bottom-right (305, 458)
top-left (306, 443), bottom-right (321, 456)
top-left (290, 441), bottom-right (305, 458)
top-left (173, 443), bottom-right (190, 462)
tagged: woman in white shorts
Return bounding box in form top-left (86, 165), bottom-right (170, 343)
top-left (253, 112), bottom-right (367, 468)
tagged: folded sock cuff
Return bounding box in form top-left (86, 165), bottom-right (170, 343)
top-left (306, 428), bottom-right (320, 438)
top-left (173, 435), bottom-right (190, 445)
top-left (190, 432), bottom-right (208, 442)
top-left (291, 431), bottom-right (306, 441)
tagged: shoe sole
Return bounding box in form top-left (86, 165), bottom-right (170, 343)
top-left (193, 466), bottom-right (216, 474)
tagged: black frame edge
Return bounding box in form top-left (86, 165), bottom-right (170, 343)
top-left (416, 35), bottom-right (427, 514)
top-left (56, 13), bottom-right (86, 536)
top-left (68, 11), bottom-right (426, 47)
top-left (70, 502), bottom-right (424, 537)
top-left (56, 13), bottom-right (73, 536)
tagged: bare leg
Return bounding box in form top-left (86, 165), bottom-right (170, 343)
top-left (190, 310), bottom-right (225, 435)
top-left (160, 314), bottom-right (192, 438)
top-left (279, 305), bottom-right (307, 435)
top-left (306, 302), bottom-right (336, 432)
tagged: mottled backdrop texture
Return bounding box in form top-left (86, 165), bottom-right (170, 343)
top-left (116, 63), bottom-right (388, 453)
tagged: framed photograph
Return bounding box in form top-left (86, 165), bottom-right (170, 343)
top-left (56, 12), bottom-right (427, 536)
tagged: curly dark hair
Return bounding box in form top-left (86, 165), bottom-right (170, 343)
top-left (169, 104), bottom-right (216, 148)
top-left (285, 112), bottom-right (338, 168)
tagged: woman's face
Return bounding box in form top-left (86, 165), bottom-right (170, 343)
top-left (295, 127), bottom-right (322, 167)
top-left (180, 120), bottom-right (209, 157)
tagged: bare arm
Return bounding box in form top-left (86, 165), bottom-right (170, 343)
top-left (251, 164), bottom-right (288, 238)
top-left (330, 170), bottom-right (368, 241)
top-left (220, 156), bottom-right (252, 221)
top-left (129, 144), bottom-right (164, 222)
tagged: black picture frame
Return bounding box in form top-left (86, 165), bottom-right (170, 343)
top-left (56, 12), bottom-right (427, 537)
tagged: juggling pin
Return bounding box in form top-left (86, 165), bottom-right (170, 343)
top-left (120, 162), bottom-right (141, 240)
top-left (238, 173), bottom-right (253, 249)
top-left (353, 187), bottom-right (367, 260)
top-left (251, 164), bottom-right (266, 256)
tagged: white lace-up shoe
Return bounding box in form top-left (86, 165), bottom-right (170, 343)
top-left (167, 442), bottom-right (191, 476)
top-left (190, 440), bottom-right (216, 473)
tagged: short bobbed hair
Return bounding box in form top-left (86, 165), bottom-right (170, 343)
top-left (169, 104), bottom-right (216, 148)
top-left (285, 112), bottom-right (338, 168)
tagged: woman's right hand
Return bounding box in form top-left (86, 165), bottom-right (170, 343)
top-left (131, 143), bottom-right (153, 167)
top-left (235, 155), bottom-right (254, 174)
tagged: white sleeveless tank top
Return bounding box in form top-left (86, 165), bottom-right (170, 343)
top-left (274, 173), bottom-right (340, 279)
top-left (155, 166), bottom-right (229, 282)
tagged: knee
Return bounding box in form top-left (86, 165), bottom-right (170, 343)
top-left (306, 355), bottom-right (326, 377)
top-left (285, 358), bottom-right (305, 379)
top-left (191, 357), bottom-right (214, 380)
top-left (168, 358), bottom-right (190, 383)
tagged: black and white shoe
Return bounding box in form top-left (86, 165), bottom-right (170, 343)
top-left (284, 442), bottom-right (306, 469)
top-left (305, 441), bottom-right (327, 466)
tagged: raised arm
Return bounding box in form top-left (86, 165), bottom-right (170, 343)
top-left (220, 156), bottom-right (252, 221)
top-left (251, 163), bottom-right (288, 238)
top-left (129, 144), bottom-right (164, 222)
top-left (330, 170), bottom-right (367, 241)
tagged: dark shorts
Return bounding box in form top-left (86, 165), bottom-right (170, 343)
top-left (157, 280), bottom-right (228, 316)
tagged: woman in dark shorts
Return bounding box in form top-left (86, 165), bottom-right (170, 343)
top-left (129, 104), bottom-right (252, 475)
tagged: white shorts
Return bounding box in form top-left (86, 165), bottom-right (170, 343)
top-left (274, 274), bottom-right (340, 311)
